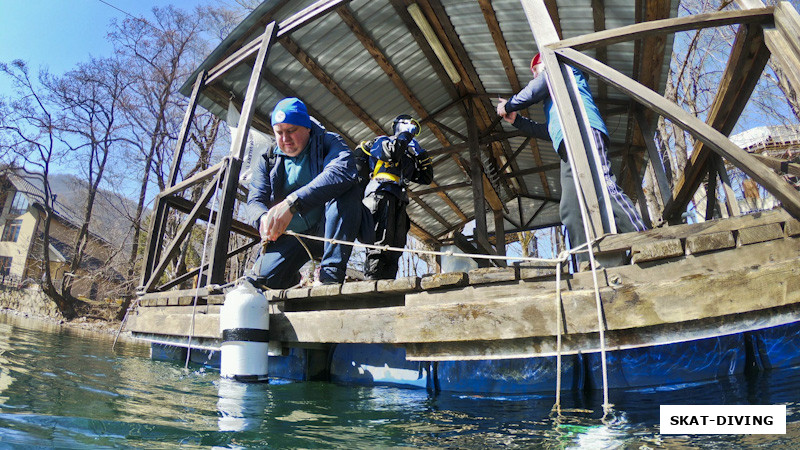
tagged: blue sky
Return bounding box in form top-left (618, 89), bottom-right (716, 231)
top-left (0, 1), bottom-right (203, 94)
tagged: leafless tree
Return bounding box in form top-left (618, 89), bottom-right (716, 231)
top-left (0, 61), bottom-right (77, 317)
top-left (43, 57), bottom-right (133, 299)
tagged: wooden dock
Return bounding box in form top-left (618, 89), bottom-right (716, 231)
top-left (126, 209), bottom-right (800, 360)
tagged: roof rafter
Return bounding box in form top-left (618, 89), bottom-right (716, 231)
top-left (336, 4), bottom-right (467, 224)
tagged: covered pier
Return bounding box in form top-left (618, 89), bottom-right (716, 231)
top-left (127, 0), bottom-right (800, 363)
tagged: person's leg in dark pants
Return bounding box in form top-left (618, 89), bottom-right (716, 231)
top-left (252, 232), bottom-right (323, 289)
top-left (365, 192), bottom-right (407, 280)
top-left (318, 183), bottom-right (362, 283)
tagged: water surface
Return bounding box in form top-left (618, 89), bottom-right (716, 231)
top-left (0, 313), bottom-right (798, 448)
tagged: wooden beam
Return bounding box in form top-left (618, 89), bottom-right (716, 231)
top-left (467, 103), bottom-right (492, 254)
top-left (503, 162), bottom-right (562, 179)
top-left (550, 7), bottom-right (775, 51)
top-left (663, 24), bottom-right (771, 221)
top-left (208, 21), bottom-right (278, 285)
top-left (168, 71), bottom-right (207, 188)
top-left (736, 1), bottom-right (800, 96)
top-left (752, 153), bottom-right (800, 177)
top-left (156, 239), bottom-right (259, 292)
top-left (411, 182), bottom-right (471, 196)
top-left (557, 47), bottom-right (800, 219)
top-left (418, 0), bottom-right (515, 201)
top-left (280, 36), bottom-right (386, 136)
top-left (204, 0), bottom-right (352, 86)
top-left (407, 191), bottom-right (453, 230)
top-left (493, 209), bottom-right (506, 267)
top-left (163, 195), bottom-right (259, 239)
top-left (144, 176), bottom-right (220, 292)
top-left (635, 111), bottom-right (671, 206)
top-left (337, 5), bottom-right (466, 222)
top-left (160, 161), bottom-right (224, 199)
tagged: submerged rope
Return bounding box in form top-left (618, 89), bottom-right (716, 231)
top-left (552, 256), bottom-right (565, 416)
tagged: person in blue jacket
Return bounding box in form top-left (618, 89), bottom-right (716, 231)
top-left (247, 97), bottom-right (363, 288)
top-left (357, 115), bottom-right (433, 279)
top-left (497, 53), bottom-right (646, 264)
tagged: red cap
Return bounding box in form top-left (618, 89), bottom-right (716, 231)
top-left (530, 53), bottom-right (542, 74)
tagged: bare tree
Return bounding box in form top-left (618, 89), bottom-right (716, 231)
top-left (108, 6), bottom-right (216, 292)
top-left (43, 57), bottom-right (132, 299)
top-left (0, 61), bottom-right (77, 318)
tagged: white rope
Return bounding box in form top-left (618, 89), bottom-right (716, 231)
top-left (552, 254), bottom-right (566, 416)
top-left (276, 225), bottom-right (609, 414)
top-left (185, 159), bottom-right (228, 369)
top-left (282, 230), bottom-right (576, 265)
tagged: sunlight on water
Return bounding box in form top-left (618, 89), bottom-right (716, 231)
top-left (0, 312), bottom-right (799, 448)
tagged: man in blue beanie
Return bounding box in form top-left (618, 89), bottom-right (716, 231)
top-left (247, 97), bottom-right (363, 287)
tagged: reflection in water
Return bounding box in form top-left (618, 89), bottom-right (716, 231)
top-left (217, 378), bottom-right (270, 432)
top-left (0, 312), bottom-right (799, 448)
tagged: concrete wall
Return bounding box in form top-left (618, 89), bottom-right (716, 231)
top-left (0, 286), bottom-right (62, 319)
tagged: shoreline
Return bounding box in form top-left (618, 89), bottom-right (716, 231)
top-left (0, 307), bottom-right (136, 341)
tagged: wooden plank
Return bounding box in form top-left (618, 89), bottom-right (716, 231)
top-left (207, 159), bottom-right (243, 284)
top-left (341, 280), bottom-right (377, 296)
top-left (163, 195), bottom-right (259, 239)
top-left (594, 209), bottom-right (792, 253)
top-left (160, 161), bottom-right (224, 199)
top-left (467, 267), bottom-right (516, 285)
top-left (285, 287), bottom-right (310, 300)
top-left (156, 239), bottom-right (258, 292)
top-left (420, 272), bottom-right (468, 290)
top-left (377, 276), bottom-right (421, 294)
top-left (268, 257), bottom-right (800, 345)
top-left (686, 231), bottom-right (736, 255)
top-left (557, 48), bottom-right (800, 220)
top-left (128, 238), bottom-right (800, 354)
top-left (520, 0), bottom-right (608, 239)
top-left (309, 283), bottom-right (341, 298)
top-left (787, 219), bottom-right (800, 237)
top-left (752, 154), bottom-right (800, 178)
top-left (551, 8), bottom-right (774, 51)
top-left (125, 306), bottom-right (222, 339)
top-left (738, 223), bottom-right (784, 245)
top-left (636, 109), bottom-right (671, 206)
top-left (630, 239), bottom-right (684, 264)
top-left (775, 2), bottom-right (800, 57)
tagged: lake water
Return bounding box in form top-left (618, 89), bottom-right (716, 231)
top-left (1, 313), bottom-right (799, 448)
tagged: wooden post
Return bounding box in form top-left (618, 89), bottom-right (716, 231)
top-left (635, 111), bottom-right (672, 207)
top-left (208, 22), bottom-right (278, 285)
top-left (626, 154), bottom-right (653, 228)
top-left (493, 209), bottom-right (506, 267)
top-left (468, 101), bottom-right (492, 255)
top-left (714, 154), bottom-right (741, 218)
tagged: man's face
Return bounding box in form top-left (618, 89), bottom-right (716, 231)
top-left (532, 62), bottom-right (544, 78)
top-left (274, 123), bottom-right (311, 157)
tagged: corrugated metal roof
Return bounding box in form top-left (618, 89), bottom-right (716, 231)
top-left (181, 0), bottom-right (679, 245)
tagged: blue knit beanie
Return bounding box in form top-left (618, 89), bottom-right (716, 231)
top-left (271, 97), bottom-right (312, 129)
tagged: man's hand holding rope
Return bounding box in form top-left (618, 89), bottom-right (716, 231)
top-left (260, 200), bottom-right (294, 242)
